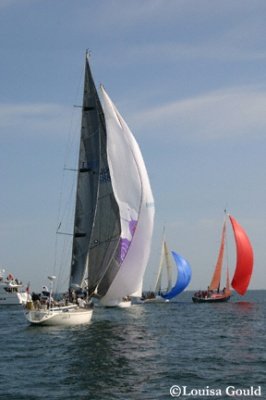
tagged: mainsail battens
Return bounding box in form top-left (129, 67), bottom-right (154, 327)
top-left (74, 232), bottom-right (86, 238)
top-left (83, 106), bottom-right (96, 111)
top-left (229, 215), bottom-right (254, 296)
top-left (209, 221), bottom-right (226, 291)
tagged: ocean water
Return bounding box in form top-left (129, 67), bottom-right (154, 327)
top-left (0, 291), bottom-right (265, 400)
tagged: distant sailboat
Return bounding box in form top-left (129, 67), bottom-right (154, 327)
top-left (142, 237), bottom-right (191, 302)
top-left (192, 213), bottom-right (254, 303)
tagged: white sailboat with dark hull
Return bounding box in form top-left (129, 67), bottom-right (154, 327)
top-left (25, 51), bottom-right (154, 324)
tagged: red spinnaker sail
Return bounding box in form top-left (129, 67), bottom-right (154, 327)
top-left (229, 215), bottom-right (254, 295)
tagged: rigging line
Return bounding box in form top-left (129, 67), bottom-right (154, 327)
top-left (55, 234), bottom-right (72, 294)
top-left (52, 63), bottom-right (83, 280)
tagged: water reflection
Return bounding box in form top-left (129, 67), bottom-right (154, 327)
top-left (61, 305), bottom-right (161, 399)
top-left (234, 301), bottom-right (257, 310)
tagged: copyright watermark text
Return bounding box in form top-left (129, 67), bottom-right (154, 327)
top-left (170, 385), bottom-right (262, 397)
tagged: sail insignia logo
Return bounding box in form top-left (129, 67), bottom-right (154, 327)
top-left (170, 385), bottom-right (262, 397)
top-left (99, 167), bottom-right (111, 183)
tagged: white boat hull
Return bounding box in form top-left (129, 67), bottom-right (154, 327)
top-left (100, 298), bottom-right (132, 308)
top-left (0, 289), bottom-right (29, 305)
top-left (117, 300), bottom-right (131, 308)
top-left (25, 305), bottom-right (93, 326)
top-left (143, 295), bottom-right (168, 303)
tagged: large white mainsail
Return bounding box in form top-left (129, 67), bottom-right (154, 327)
top-left (98, 86), bottom-right (155, 305)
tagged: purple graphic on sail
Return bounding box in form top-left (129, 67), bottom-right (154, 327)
top-left (117, 219), bottom-right (137, 264)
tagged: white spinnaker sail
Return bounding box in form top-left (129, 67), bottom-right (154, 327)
top-left (99, 86), bottom-right (155, 301)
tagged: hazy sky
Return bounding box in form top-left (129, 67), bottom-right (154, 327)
top-left (0, 0), bottom-right (265, 293)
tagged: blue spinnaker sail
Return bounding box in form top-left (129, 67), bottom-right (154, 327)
top-left (161, 251), bottom-right (192, 300)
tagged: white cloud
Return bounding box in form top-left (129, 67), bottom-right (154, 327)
top-left (134, 86), bottom-right (266, 142)
top-left (125, 38), bottom-right (266, 65)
